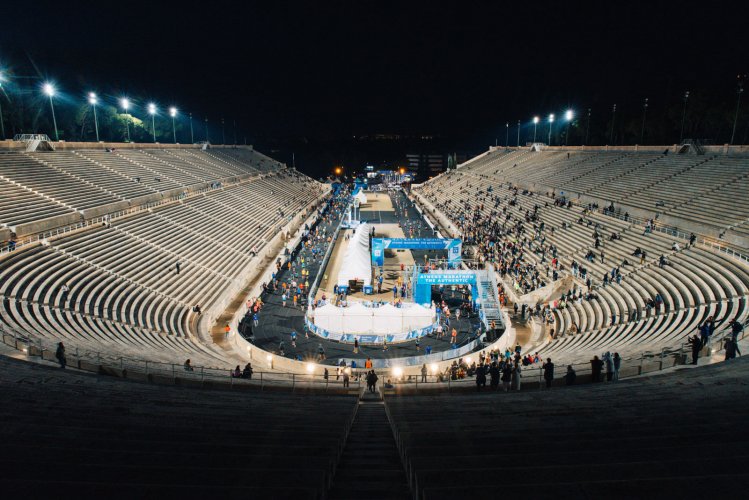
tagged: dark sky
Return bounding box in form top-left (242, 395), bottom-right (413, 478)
top-left (1, 1), bottom-right (746, 175)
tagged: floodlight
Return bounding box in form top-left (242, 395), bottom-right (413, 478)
top-left (266, 354), bottom-right (273, 363)
top-left (565, 109), bottom-right (573, 121)
top-left (169, 106), bottom-right (177, 118)
top-left (43, 82), bottom-right (56, 97)
top-left (88, 92), bottom-right (97, 105)
top-left (549, 114), bottom-right (555, 123)
top-left (306, 362), bottom-right (315, 373)
top-left (430, 363), bottom-right (439, 374)
top-left (120, 98), bottom-right (130, 110)
top-left (148, 103), bottom-right (156, 115)
top-left (533, 116), bottom-right (539, 124)
top-left (393, 366), bottom-right (403, 378)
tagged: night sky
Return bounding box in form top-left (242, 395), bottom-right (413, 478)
top-left (1, 1), bottom-right (746, 177)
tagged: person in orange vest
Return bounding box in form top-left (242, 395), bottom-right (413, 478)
top-left (224, 323), bottom-right (231, 339)
top-left (365, 357), bottom-right (373, 369)
top-left (450, 328), bottom-right (457, 345)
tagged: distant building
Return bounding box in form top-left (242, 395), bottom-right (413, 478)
top-left (406, 153), bottom-right (467, 179)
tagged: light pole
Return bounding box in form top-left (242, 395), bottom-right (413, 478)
top-left (679, 91), bottom-right (689, 144)
top-left (204, 117), bottom-right (209, 142)
top-left (547, 114), bottom-right (554, 145)
top-left (564, 110), bottom-right (573, 145)
top-left (609, 104), bottom-right (617, 144)
top-left (585, 108), bottom-right (591, 145)
top-left (169, 107), bottom-right (177, 143)
top-left (731, 75), bottom-right (745, 145)
top-left (221, 117), bottom-right (226, 145)
top-left (189, 113), bottom-right (194, 144)
top-left (516, 120), bottom-right (520, 147)
top-left (120, 98), bottom-right (131, 142)
top-left (148, 103), bottom-right (157, 142)
top-left (0, 71), bottom-right (6, 140)
top-left (505, 122), bottom-right (509, 147)
top-left (233, 119), bottom-right (237, 145)
top-left (640, 98), bottom-right (648, 144)
top-left (532, 116), bottom-right (539, 143)
top-left (88, 92), bottom-right (99, 142)
top-left (43, 83), bottom-right (59, 141)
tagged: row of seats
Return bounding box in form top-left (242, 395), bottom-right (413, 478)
top-left (0, 147), bottom-right (276, 232)
top-left (0, 167), bottom-right (326, 366)
top-left (385, 355), bottom-right (749, 499)
top-left (454, 148), bottom-right (749, 232)
top-left (415, 153), bottom-right (749, 363)
top-left (0, 354), bottom-right (357, 498)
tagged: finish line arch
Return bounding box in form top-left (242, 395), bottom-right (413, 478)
top-left (371, 238), bottom-right (462, 267)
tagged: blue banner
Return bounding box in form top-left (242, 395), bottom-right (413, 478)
top-left (371, 238), bottom-right (462, 266)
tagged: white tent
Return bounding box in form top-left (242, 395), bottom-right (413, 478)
top-left (343, 302), bottom-right (371, 333)
top-left (354, 190), bottom-right (368, 204)
top-left (337, 223), bottom-right (372, 288)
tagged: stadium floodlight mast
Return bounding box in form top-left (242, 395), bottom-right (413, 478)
top-left (204, 117), bottom-right (209, 143)
top-left (189, 112), bottom-right (194, 144)
top-left (43, 82), bottom-right (59, 141)
top-left (731, 75), bottom-right (745, 145)
top-left (0, 70), bottom-right (6, 140)
top-left (609, 104), bottom-right (617, 144)
top-left (516, 120), bottom-right (520, 147)
top-left (585, 108), bottom-right (591, 145)
top-left (88, 92), bottom-right (99, 142)
top-left (547, 114), bottom-right (554, 145)
top-left (640, 98), bottom-right (649, 144)
top-left (679, 91), bottom-right (689, 144)
top-left (564, 110), bottom-right (573, 145)
top-left (505, 122), bottom-right (509, 147)
top-left (148, 103), bottom-right (157, 142)
top-left (169, 107), bottom-right (177, 143)
top-left (532, 116), bottom-right (539, 143)
top-left (120, 98), bottom-right (131, 142)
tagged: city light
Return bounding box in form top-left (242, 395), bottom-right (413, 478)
top-left (548, 113), bottom-right (555, 123)
top-left (533, 116), bottom-right (539, 124)
top-left (88, 92), bottom-right (97, 105)
top-left (565, 109), bottom-right (573, 121)
top-left (88, 93), bottom-right (100, 142)
top-left (120, 98), bottom-right (130, 111)
top-left (148, 103), bottom-right (157, 115)
top-left (169, 106), bottom-right (177, 118)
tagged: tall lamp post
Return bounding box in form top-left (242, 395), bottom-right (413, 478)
top-left (609, 104), bottom-right (617, 144)
top-left (0, 71), bottom-right (6, 140)
top-left (532, 116), bottom-right (539, 143)
top-left (204, 117), bottom-right (209, 143)
top-left (189, 113), bottom-right (194, 144)
top-left (43, 83), bottom-right (59, 141)
top-left (679, 91), bottom-right (689, 144)
top-left (585, 108), bottom-right (591, 145)
top-left (516, 120), bottom-right (520, 147)
top-left (221, 117), bottom-right (226, 145)
top-left (505, 122), bottom-right (509, 147)
top-left (547, 114), bottom-right (555, 145)
top-left (169, 107), bottom-right (177, 143)
top-left (148, 103), bottom-right (157, 143)
top-left (640, 98), bottom-right (649, 144)
top-left (88, 92), bottom-right (99, 142)
top-left (120, 98), bottom-right (131, 142)
top-left (731, 76), bottom-right (745, 145)
top-left (564, 110), bottom-right (573, 145)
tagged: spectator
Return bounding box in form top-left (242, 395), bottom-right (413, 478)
top-left (184, 359), bottom-right (194, 371)
top-left (55, 342), bottom-right (66, 369)
top-left (242, 363), bottom-right (253, 379)
top-left (420, 364), bottom-right (427, 383)
top-left (542, 358), bottom-right (554, 388)
top-left (565, 365), bottom-right (576, 385)
top-left (475, 364), bottom-right (487, 390)
top-left (612, 352), bottom-right (621, 381)
top-left (511, 362), bottom-right (522, 391)
top-left (688, 334), bottom-right (701, 365)
top-left (501, 363), bottom-right (512, 392)
top-left (590, 355), bottom-right (603, 382)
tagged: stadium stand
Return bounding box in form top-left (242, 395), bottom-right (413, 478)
top-left (1, 146), bottom-right (329, 370)
top-left (412, 147), bottom-right (749, 365)
top-left (385, 355), bottom-right (749, 499)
